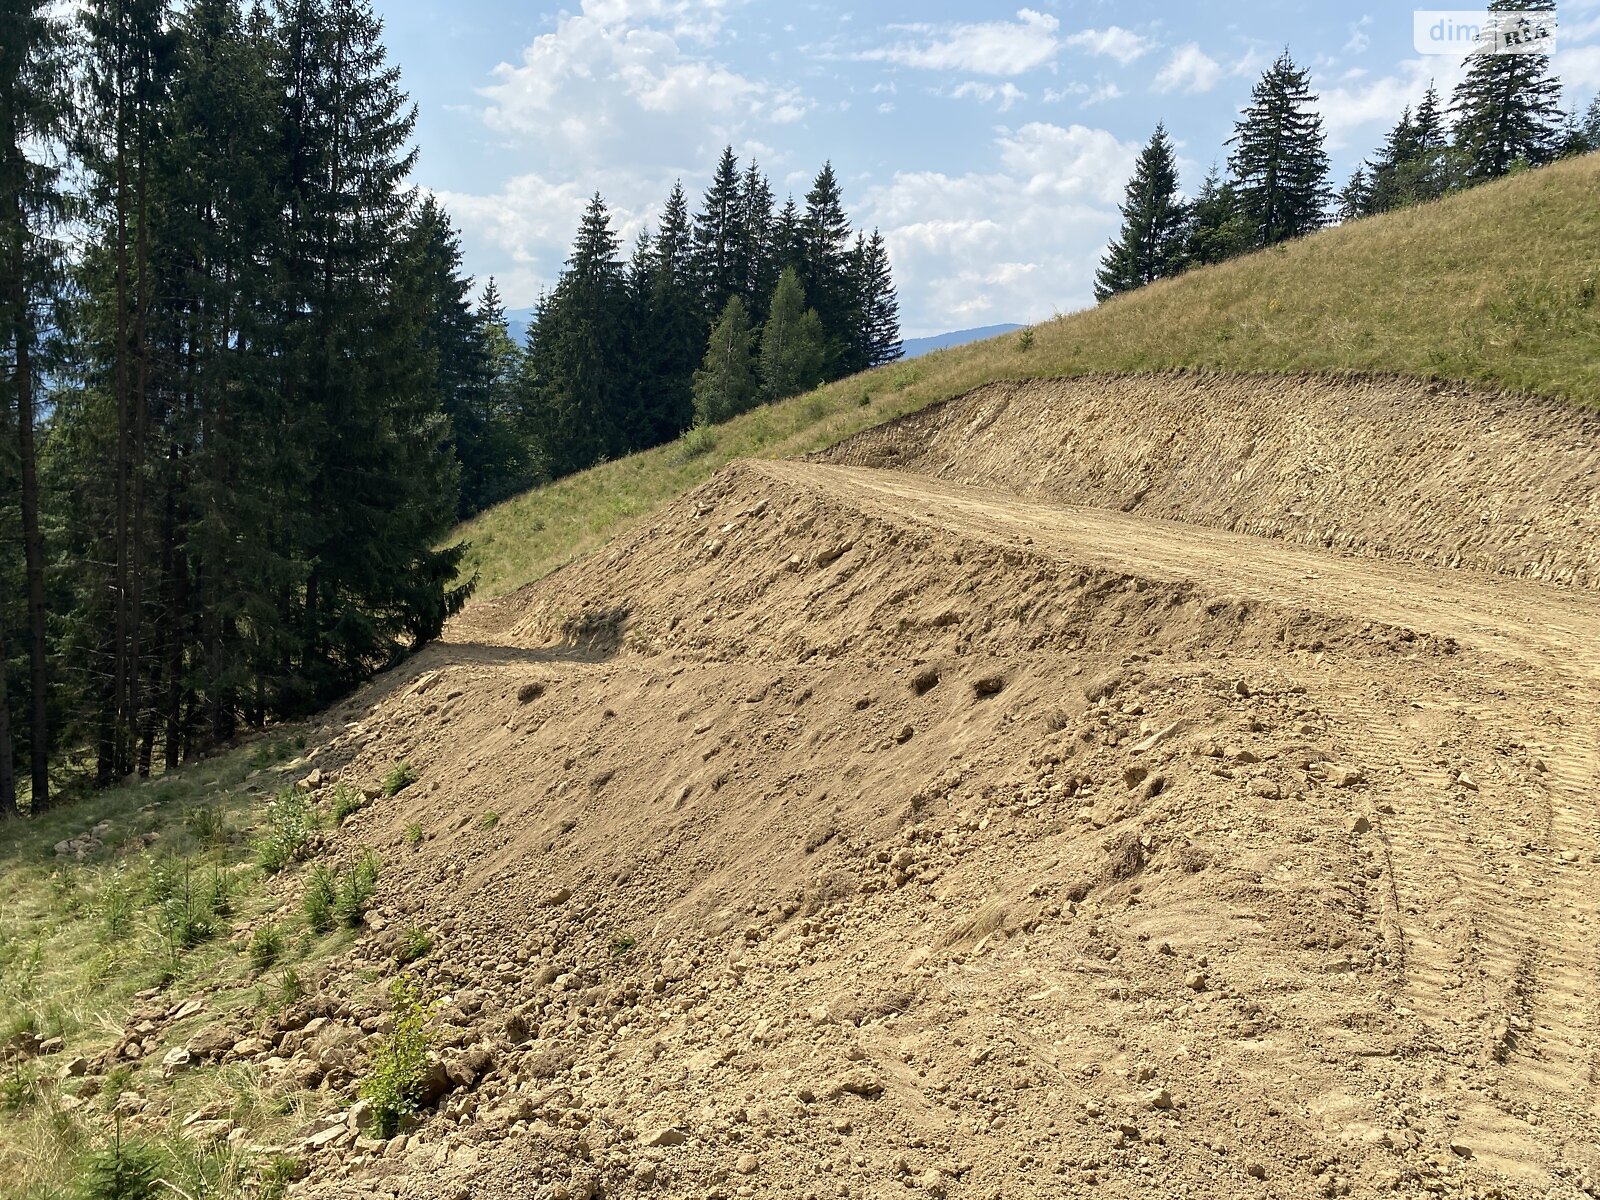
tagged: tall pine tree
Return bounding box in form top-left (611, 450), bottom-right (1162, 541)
top-left (1227, 51), bottom-right (1331, 247)
top-left (1094, 124), bottom-right (1187, 301)
top-left (523, 194), bottom-right (630, 476)
top-left (1450, 0), bottom-right (1562, 179)
top-left (0, 0), bottom-right (71, 809)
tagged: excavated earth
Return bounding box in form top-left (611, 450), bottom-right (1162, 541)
top-left (160, 374), bottom-right (1600, 1199)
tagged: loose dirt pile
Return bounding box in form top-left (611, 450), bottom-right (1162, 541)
top-left (101, 375), bottom-right (1600, 1200)
top-left (821, 372), bottom-right (1600, 588)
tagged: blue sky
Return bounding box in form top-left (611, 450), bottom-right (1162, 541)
top-left (375, 1), bottom-right (1600, 336)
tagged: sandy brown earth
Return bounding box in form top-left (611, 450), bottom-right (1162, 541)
top-left (136, 375), bottom-right (1600, 1200)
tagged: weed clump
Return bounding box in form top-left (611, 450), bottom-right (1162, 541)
top-left (396, 925), bottom-right (433, 964)
top-left (249, 923), bottom-right (285, 972)
top-left (334, 851), bottom-right (381, 927)
top-left (403, 822), bottom-right (423, 849)
top-left (331, 783), bottom-right (371, 825)
top-left (254, 789), bottom-right (318, 874)
top-left (360, 977), bottom-right (434, 1138)
top-left (381, 762), bottom-right (417, 798)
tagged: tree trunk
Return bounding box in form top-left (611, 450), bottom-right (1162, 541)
top-left (0, 619), bottom-right (16, 817)
top-left (14, 221), bottom-right (50, 811)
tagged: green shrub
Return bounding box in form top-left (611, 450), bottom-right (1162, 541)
top-left (254, 789), bottom-right (318, 874)
top-left (360, 977), bottom-right (434, 1138)
top-left (273, 967), bottom-right (304, 1011)
top-left (403, 822), bottom-right (423, 849)
top-left (610, 934), bottom-right (636, 958)
top-left (1017, 326), bottom-right (1036, 351)
top-left (2, 1062), bottom-right (38, 1112)
top-left (182, 804), bottom-right (228, 846)
top-left (476, 810), bottom-right (499, 830)
top-left (334, 852), bottom-right (381, 927)
top-left (249, 923), bottom-right (285, 972)
top-left (676, 424), bottom-right (718, 461)
top-left (396, 925), bottom-right (433, 964)
top-left (80, 1123), bottom-right (162, 1200)
top-left (302, 865), bottom-right (336, 935)
top-left (331, 783), bottom-right (370, 825)
top-left (381, 762), bottom-right (417, 798)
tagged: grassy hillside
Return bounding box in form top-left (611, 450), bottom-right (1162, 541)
top-left (456, 153), bottom-right (1600, 600)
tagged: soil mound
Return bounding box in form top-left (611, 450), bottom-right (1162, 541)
top-left (250, 456), bottom-right (1600, 1200)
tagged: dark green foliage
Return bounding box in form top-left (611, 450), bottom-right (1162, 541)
top-left (80, 1124), bottom-right (162, 1200)
top-left (522, 194), bottom-right (630, 476)
top-left (1364, 86), bottom-right (1460, 214)
top-left (1450, 1), bottom-right (1562, 180)
top-left (1096, 124), bottom-right (1189, 300)
top-left (799, 163), bottom-right (858, 375)
top-left (254, 788), bottom-right (317, 874)
top-left (396, 924), bottom-right (432, 963)
top-left (330, 783), bottom-right (369, 825)
top-left (1182, 167), bottom-right (1254, 267)
top-left (249, 922), bottom-right (285, 971)
top-left (693, 296), bottom-right (759, 426)
top-left (1228, 50), bottom-right (1332, 246)
top-left (853, 230), bottom-right (902, 367)
top-left (759, 268), bottom-right (826, 402)
top-left (1336, 167), bottom-right (1373, 222)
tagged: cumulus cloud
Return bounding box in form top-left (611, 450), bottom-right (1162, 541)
top-left (1556, 43), bottom-right (1600, 89)
top-left (1063, 26), bottom-right (1152, 65)
top-left (1316, 57), bottom-right (1469, 148)
top-left (1153, 43), bottom-right (1224, 94)
top-left (859, 9), bottom-right (1061, 76)
top-left (481, 0), bottom-right (810, 158)
top-left (858, 122), bottom-right (1140, 334)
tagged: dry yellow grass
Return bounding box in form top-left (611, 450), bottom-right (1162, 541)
top-left (455, 153), bottom-right (1600, 600)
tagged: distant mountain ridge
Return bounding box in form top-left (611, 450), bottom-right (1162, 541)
top-left (500, 311), bottom-right (1021, 363)
top-left (899, 324), bottom-right (1023, 358)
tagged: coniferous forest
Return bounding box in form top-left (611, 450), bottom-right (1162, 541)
top-left (1095, 3), bottom-right (1593, 301)
top-left (0, 0), bottom-right (902, 812)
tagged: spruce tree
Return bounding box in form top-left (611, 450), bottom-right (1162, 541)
top-left (1182, 167), bottom-right (1254, 267)
top-left (1227, 50), bottom-right (1332, 246)
top-left (524, 193), bottom-right (629, 476)
top-left (737, 161), bottom-right (776, 322)
top-left (855, 231), bottom-right (902, 366)
top-left (1581, 96), bottom-right (1600, 154)
top-left (1094, 124), bottom-right (1188, 301)
top-left (1367, 85), bottom-right (1455, 213)
top-left (692, 146), bottom-right (743, 321)
top-left (1450, 0), bottom-right (1562, 179)
top-left (0, 0), bottom-right (71, 808)
top-left (633, 181), bottom-right (701, 445)
top-left (758, 267), bottom-right (825, 402)
top-left (693, 295), bottom-right (758, 426)
top-left (1336, 167), bottom-right (1372, 222)
top-left (800, 163), bottom-right (855, 377)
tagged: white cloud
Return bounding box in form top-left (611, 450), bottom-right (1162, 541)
top-left (1063, 26), bottom-right (1153, 66)
top-left (481, 0), bottom-right (809, 159)
top-left (950, 81), bottom-right (1027, 110)
top-left (859, 9), bottom-right (1061, 76)
top-left (1344, 16), bottom-right (1373, 55)
top-left (859, 122), bottom-right (1141, 334)
top-left (1153, 43), bottom-right (1224, 93)
top-left (1557, 43), bottom-right (1600, 89)
top-left (1317, 57), bottom-right (1469, 149)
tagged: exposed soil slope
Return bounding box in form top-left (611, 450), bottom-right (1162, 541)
top-left (821, 373), bottom-right (1600, 587)
top-left (194, 440), bottom-right (1600, 1200)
